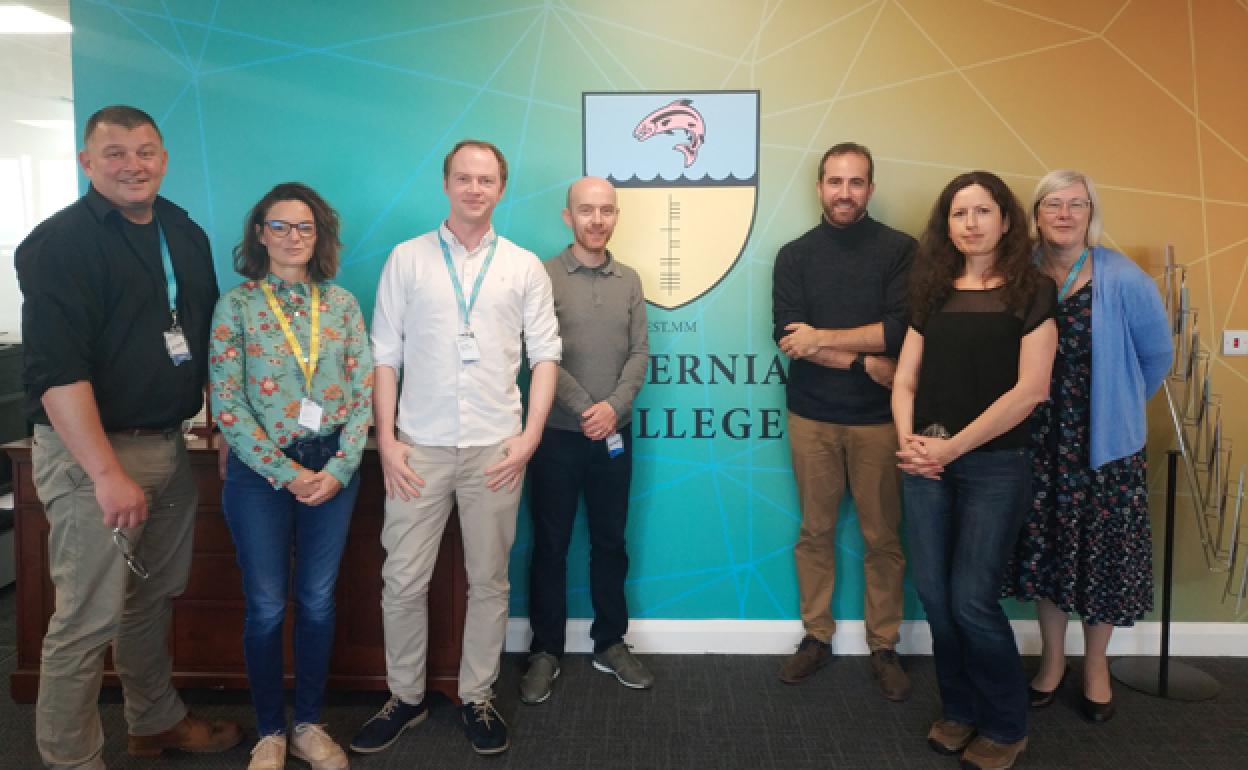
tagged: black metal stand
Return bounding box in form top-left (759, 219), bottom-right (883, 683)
top-left (1112, 450), bottom-right (1220, 700)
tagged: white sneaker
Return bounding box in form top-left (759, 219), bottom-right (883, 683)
top-left (290, 723), bottom-right (349, 770)
top-left (248, 733), bottom-right (287, 770)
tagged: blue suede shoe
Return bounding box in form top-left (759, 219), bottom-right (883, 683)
top-left (349, 694), bottom-right (427, 754)
top-left (461, 699), bottom-right (509, 755)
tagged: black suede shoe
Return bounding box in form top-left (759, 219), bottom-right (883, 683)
top-left (1081, 693), bottom-right (1116, 723)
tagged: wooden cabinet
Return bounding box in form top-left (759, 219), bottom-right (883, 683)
top-left (3, 436), bottom-right (466, 703)
top-left (0, 342), bottom-right (24, 493)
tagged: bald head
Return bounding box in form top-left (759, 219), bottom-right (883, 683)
top-left (565, 176), bottom-right (615, 209)
top-left (562, 176), bottom-right (619, 267)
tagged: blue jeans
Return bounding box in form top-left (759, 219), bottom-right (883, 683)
top-left (903, 448), bottom-right (1030, 744)
top-left (222, 432), bottom-right (359, 736)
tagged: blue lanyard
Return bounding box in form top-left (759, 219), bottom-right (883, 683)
top-left (1056, 248), bottom-right (1089, 302)
top-left (438, 229), bottom-right (497, 330)
top-left (157, 219), bottom-right (179, 325)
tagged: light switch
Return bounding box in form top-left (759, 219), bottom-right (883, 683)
top-left (1224, 330), bottom-right (1248, 356)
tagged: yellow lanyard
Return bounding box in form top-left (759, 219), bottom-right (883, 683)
top-left (261, 281), bottom-right (320, 393)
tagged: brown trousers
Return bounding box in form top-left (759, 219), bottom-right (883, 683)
top-left (788, 413), bottom-right (905, 650)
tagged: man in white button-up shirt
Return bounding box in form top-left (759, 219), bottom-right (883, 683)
top-left (353, 140), bottom-right (561, 758)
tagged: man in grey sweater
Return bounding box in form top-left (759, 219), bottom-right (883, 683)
top-left (520, 176), bottom-right (651, 704)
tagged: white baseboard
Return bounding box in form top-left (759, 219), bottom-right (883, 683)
top-left (504, 618), bottom-right (1248, 657)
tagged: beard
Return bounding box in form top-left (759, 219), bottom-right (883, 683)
top-left (822, 199), bottom-right (866, 226)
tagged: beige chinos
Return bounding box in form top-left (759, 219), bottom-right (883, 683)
top-left (32, 426), bottom-right (197, 770)
top-left (380, 439), bottom-right (522, 705)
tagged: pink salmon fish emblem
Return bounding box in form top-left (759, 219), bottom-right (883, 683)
top-left (632, 98), bottom-right (706, 168)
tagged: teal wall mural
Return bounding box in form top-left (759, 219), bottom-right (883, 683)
top-left (71, 0), bottom-right (885, 624)
top-left (87, 0), bottom-right (1248, 627)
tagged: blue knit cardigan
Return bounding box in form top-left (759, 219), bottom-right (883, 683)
top-left (1086, 247), bottom-right (1173, 469)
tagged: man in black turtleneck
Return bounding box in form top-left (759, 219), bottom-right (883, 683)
top-left (771, 142), bottom-right (915, 701)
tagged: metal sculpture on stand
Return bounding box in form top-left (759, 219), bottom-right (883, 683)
top-left (1112, 245), bottom-right (1244, 701)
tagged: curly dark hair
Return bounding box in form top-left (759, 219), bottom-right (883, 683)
top-left (909, 170), bottom-right (1038, 326)
top-left (233, 182), bottom-right (342, 282)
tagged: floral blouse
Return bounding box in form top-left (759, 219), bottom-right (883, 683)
top-left (209, 274), bottom-right (374, 489)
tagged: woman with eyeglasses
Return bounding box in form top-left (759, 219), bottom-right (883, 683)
top-left (1003, 169), bottom-right (1172, 723)
top-left (209, 182), bottom-right (373, 770)
top-left (892, 171), bottom-right (1057, 770)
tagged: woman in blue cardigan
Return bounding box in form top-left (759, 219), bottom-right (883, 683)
top-left (1004, 169), bottom-right (1173, 723)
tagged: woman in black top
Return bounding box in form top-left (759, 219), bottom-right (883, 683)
top-left (892, 171), bottom-right (1057, 770)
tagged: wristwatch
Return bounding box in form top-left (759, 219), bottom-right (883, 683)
top-left (850, 353), bottom-right (867, 374)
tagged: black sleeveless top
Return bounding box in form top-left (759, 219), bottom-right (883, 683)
top-left (912, 276), bottom-right (1057, 452)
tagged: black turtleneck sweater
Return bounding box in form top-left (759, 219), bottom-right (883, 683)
top-left (771, 214), bottom-right (915, 425)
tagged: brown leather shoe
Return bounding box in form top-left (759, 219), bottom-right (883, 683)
top-left (926, 719), bottom-right (975, 755)
top-left (870, 648), bottom-right (912, 701)
top-left (960, 735), bottom-right (1028, 770)
top-left (778, 635), bottom-right (831, 684)
top-left (128, 713), bottom-right (244, 757)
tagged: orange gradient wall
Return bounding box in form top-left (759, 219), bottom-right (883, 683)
top-left (751, 0), bottom-right (1248, 620)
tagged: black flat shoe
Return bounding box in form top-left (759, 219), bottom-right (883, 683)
top-left (1081, 693), bottom-right (1116, 723)
top-left (1028, 665), bottom-right (1069, 708)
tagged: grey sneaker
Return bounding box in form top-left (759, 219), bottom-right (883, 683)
top-left (519, 652), bottom-right (560, 704)
top-left (592, 642), bottom-right (654, 689)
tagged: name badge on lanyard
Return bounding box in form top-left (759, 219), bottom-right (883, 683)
top-left (606, 432), bottom-right (625, 458)
top-left (439, 229), bottom-right (497, 365)
top-left (163, 328), bottom-right (191, 364)
top-left (298, 398), bottom-right (324, 430)
top-left (157, 221), bottom-right (191, 365)
top-left (261, 282), bottom-right (323, 430)
top-left (457, 331), bottom-right (481, 363)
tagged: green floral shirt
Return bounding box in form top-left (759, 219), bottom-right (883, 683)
top-left (209, 274), bottom-right (374, 488)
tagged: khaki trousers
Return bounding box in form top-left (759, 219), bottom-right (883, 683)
top-left (380, 440), bottom-right (521, 704)
top-left (32, 425), bottom-right (196, 770)
top-left (788, 414), bottom-right (905, 650)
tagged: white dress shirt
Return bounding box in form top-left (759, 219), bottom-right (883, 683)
top-left (372, 222), bottom-right (561, 447)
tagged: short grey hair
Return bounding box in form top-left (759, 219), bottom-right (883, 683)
top-left (1031, 168), bottom-right (1103, 246)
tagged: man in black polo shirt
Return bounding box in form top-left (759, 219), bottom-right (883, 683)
top-left (771, 142), bottom-right (915, 700)
top-left (17, 105), bottom-right (240, 768)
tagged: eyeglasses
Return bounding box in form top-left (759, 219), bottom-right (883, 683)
top-left (264, 220), bottom-right (316, 238)
top-left (1039, 198), bottom-right (1091, 214)
top-left (920, 423), bottom-right (951, 439)
top-left (112, 527), bottom-right (150, 580)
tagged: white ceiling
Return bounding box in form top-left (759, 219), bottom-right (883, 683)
top-left (1, 2), bottom-right (74, 132)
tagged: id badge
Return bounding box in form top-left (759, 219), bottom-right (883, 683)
top-left (457, 331), bottom-right (481, 363)
top-left (163, 327), bottom-right (192, 366)
top-left (606, 432), bottom-right (625, 458)
top-left (298, 398), bottom-right (324, 430)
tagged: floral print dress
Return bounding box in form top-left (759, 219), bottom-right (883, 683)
top-left (1004, 281), bottom-right (1154, 626)
top-left (209, 274), bottom-right (374, 489)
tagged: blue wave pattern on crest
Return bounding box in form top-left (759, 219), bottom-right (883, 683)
top-left (609, 172), bottom-right (757, 188)
top-left (585, 92), bottom-right (758, 183)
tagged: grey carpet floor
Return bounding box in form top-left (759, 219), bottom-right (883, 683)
top-left (1, 584), bottom-right (1246, 769)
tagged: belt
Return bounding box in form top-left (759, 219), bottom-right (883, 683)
top-left (110, 425), bottom-right (183, 438)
